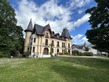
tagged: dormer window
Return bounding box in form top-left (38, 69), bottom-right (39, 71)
top-left (45, 32), bottom-right (49, 38)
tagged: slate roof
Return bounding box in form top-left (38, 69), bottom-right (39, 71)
top-left (25, 20), bottom-right (72, 40)
top-left (34, 24), bottom-right (44, 35)
top-left (25, 19), bottom-right (33, 32)
top-left (61, 28), bottom-right (72, 39)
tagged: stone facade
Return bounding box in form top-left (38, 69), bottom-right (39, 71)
top-left (24, 20), bottom-right (72, 57)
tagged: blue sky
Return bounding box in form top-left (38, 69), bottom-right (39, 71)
top-left (8, 0), bottom-right (96, 45)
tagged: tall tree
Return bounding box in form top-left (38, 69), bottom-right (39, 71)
top-left (85, 0), bottom-right (109, 56)
top-left (0, 0), bottom-right (24, 57)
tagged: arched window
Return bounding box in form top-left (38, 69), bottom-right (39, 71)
top-left (45, 39), bottom-right (48, 45)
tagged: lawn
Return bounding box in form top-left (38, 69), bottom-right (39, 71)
top-left (0, 56), bottom-right (109, 82)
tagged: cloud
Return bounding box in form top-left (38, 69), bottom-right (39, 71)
top-left (82, 37), bottom-right (88, 42)
top-left (71, 14), bottom-right (90, 30)
top-left (78, 10), bottom-right (83, 14)
top-left (68, 0), bottom-right (91, 9)
top-left (72, 34), bottom-right (89, 44)
top-left (15, 0), bottom-right (91, 33)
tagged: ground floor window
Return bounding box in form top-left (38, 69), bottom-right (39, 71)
top-left (33, 47), bottom-right (35, 52)
top-left (68, 50), bottom-right (70, 54)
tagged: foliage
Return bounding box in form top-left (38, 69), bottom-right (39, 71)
top-left (0, 0), bottom-right (24, 57)
top-left (72, 50), bottom-right (93, 56)
top-left (85, 47), bottom-right (89, 51)
top-left (85, 0), bottom-right (109, 57)
top-left (59, 52), bottom-right (63, 55)
top-left (24, 50), bottom-right (31, 57)
top-left (50, 42), bottom-right (54, 57)
top-left (64, 51), bottom-right (69, 55)
top-left (83, 52), bottom-right (93, 56)
top-left (72, 50), bottom-right (80, 55)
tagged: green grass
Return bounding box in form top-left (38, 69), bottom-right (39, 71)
top-left (0, 57), bottom-right (109, 82)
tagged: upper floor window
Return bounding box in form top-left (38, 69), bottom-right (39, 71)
top-left (57, 41), bottom-right (59, 47)
top-left (45, 39), bottom-right (48, 45)
top-left (68, 43), bottom-right (70, 48)
top-left (45, 32), bottom-right (49, 38)
top-left (62, 42), bottom-right (65, 47)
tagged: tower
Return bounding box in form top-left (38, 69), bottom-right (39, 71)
top-left (24, 19), bottom-right (33, 53)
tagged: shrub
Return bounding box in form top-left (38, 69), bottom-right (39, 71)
top-left (72, 50), bottom-right (79, 55)
top-left (59, 52), bottom-right (63, 55)
top-left (24, 50), bottom-right (31, 57)
top-left (64, 52), bottom-right (69, 55)
top-left (0, 51), bottom-right (11, 58)
top-left (83, 52), bottom-right (93, 56)
top-left (78, 52), bottom-right (84, 56)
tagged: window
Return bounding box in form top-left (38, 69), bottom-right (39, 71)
top-left (33, 47), bottom-right (35, 52)
top-left (57, 49), bottom-right (59, 53)
top-left (34, 38), bottom-right (36, 43)
top-left (68, 43), bottom-right (70, 48)
top-left (28, 47), bottom-right (29, 51)
top-left (62, 42), bottom-right (65, 47)
top-left (52, 40), bottom-right (54, 46)
top-left (57, 41), bottom-right (59, 47)
top-left (45, 39), bottom-right (48, 45)
top-left (45, 32), bottom-right (49, 38)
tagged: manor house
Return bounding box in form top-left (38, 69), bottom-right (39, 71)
top-left (24, 20), bottom-right (72, 57)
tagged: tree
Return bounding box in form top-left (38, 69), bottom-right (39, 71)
top-left (0, 0), bottom-right (24, 57)
top-left (85, 0), bottom-right (109, 57)
top-left (50, 42), bottom-right (54, 57)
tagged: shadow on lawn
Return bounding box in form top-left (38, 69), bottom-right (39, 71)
top-left (58, 57), bottom-right (109, 70)
top-left (51, 57), bottom-right (109, 82)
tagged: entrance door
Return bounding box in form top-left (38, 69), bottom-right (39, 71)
top-left (43, 48), bottom-right (49, 55)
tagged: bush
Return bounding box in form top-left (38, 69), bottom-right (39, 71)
top-left (64, 51), bottom-right (69, 55)
top-left (72, 50), bottom-right (79, 55)
top-left (0, 51), bottom-right (11, 58)
top-left (72, 50), bottom-right (93, 56)
top-left (83, 52), bottom-right (93, 56)
top-left (24, 50), bottom-right (31, 57)
top-left (59, 52), bottom-right (63, 55)
top-left (78, 52), bottom-right (84, 56)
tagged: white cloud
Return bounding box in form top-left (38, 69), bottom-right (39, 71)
top-left (15, 0), bottom-right (91, 33)
top-left (82, 37), bottom-right (88, 42)
top-left (68, 0), bottom-right (91, 9)
top-left (78, 10), bottom-right (83, 14)
top-left (72, 34), bottom-right (89, 44)
top-left (71, 14), bottom-right (90, 30)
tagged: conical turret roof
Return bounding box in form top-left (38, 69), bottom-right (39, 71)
top-left (61, 28), bottom-right (70, 38)
top-left (25, 19), bottom-right (33, 32)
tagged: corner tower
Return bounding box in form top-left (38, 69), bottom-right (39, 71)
top-left (24, 19), bottom-right (33, 53)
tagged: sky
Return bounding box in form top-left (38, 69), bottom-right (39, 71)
top-left (8, 0), bottom-right (96, 45)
